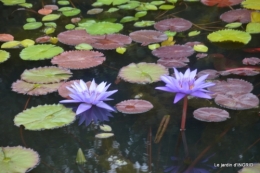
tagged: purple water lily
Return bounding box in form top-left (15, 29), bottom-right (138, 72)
top-left (156, 68), bottom-right (215, 103)
top-left (60, 79), bottom-right (117, 125)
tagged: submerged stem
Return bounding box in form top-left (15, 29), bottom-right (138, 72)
top-left (180, 96), bottom-right (188, 131)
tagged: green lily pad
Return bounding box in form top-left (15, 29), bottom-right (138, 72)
top-left (107, 7), bottom-right (119, 12)
top-left (62, 8), bottom-right (81, 17)
top-left (97, 0), bottom-right (129, 6)
top-left (120, 16), bottom-right (138, 23)
top-left (86, 22), bottom-right (123, 35)
top-left (118, 1), bottom-right (140, 9)
top-left (1, 0), bottom-right (25, 6)
top-left (246, 22), bottom-right (260, 34)
top-left (0, 50), bottom-right (10, 63)
top-left (42, 14), bottom-right (61, 21)
top-left (44, 22), bottom-right (57, 28)
top-left (159, 4), bottom-right (175, 10)
top-left (151, 1), bottom-right (165, 5)
top-left (242, 0), bottom-right (260, 10)
top-left (23, 22), bottom-right (43, 30)
top-left (188, 30), bottom-right (200, 37)
top-left (14, 104), bottom-right (76, 130)
top-left (58, 0), bottom-right (70, 5)
top-left (225, 22), bottom-right (242, 29)
top-left (164, 31), bottom-right (177, 37)
top-left (20, 44), bottom-right (64, 60)
top-left (18, 2), bottom-right (32, 8)
top-left (44, 27), bottom-right (55, 34)
top-left (65, 24), bottom-right (75, 30)
top-left (91, 1), bottom-right (103, 7)
top-left (58, 7), bottom-right (73, 11)
top-left (21, 66), bottom-right (72, 84)
top-left (1, 41), bottom-right (20, 48)
top-left (134, 20), bottom-right (155, 27)
top-left (118, 62), bottom-right (169, 84)
top-left (0, 146), bottom-right (39, 172)
top-left (20, 39), bottom-right (35, 47)
top-left (135, 11), bottom-right (147, 18)
top-left (75, 43), bottom-right (93, 50)
top-left (207, 29), bottom-right (251, 45)
top-left (26, 18), bottom-right (36, 23)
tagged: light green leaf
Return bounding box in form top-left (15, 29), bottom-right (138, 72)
top-left (193, 44), bottom-right (208, 52)
top-left (75, 43), bottom-right (93, 50)
top-left (116, 47), bottom-right (126, 54)
top-left (20, 39), bottom-right (35, 47)
top-left (0, 146), bottom-right (39, 172)
top-left (20, 44), bottom-right (64, 60)
top-left (86, 22), bottom-right (123, 35)
top-left (188, 30), bottom-right (200, 37)
top-left (1, 0), bottom-right (25, 6)
top-left (44, 27), bottom-right (55, 34)
top-left (26, 18), bottom-right (36, 23)
top-left (65, 24), bottom-right (75, 30)
top-left (100, 124), bottom-right (112, 131)
top-left (76, 148), bottom-right (87, 164)
top-left (118, 1), bottom-right (140, 9)
top-left (150, 1), bottom-right (165, 6)
top-left (120, 16), bottom-right (138, 23)
top-left (21, 66), bottom-right (72, 83)
top-left (1, 41), bottom-right (20, 48)
top-left (58, 7), bottom-right (73, 11)
top-left (134, 20), bottom-right (155, 27)
top-left (62, 8), bottom-right (81, 17)
top-left (159, 5), bottom-right (175, 10)
top-left (148, 43), bottom-right (160, 50)
top-left (242, 0), bottom-right (260, 10)
top-left (14, 104), bottom-right (76, 130)
top-left (246, 22), bottom-right (260, 34)
top-left (44, 22), bottom-right (57, 28)
top-left (135, 11), bottom-right (147, 18)
top-left (0, 50), bottom-right (10, 63)
top-left (107, 7), bottom-right (119, 13)
top-left (97, 0), bottom-right (129, 6)
top-left (144, 3), bottom-right (157, 10)
top-left (58, 0), bottom-right (70, 5)
top-left (23, 22), bottom-right (42, 30)
top-left (42, 14), bottom-right (61, 21)
top-left (225, 22), bottom-right (242, 29)
top-left (118, 62), bottom-right (169, 84)
top-left (18, 2), bottom-right (32, 8)
top-left (92, 1), bottom-right (103, 7)
top-left (164, 31), bottom-right (176, 37)
top-left (95, 133), bottom-right (114, 138)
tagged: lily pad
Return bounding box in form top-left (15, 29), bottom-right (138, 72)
top-left (242, 0), bottom-right (260, 10)
top-left (115, 99), bottom-right (153, 114)
top-left (157, 57), bottom-right (189, 68)
top-left (51, 50), bottom-right (105, 69)
top-left (20, 44), bottom-right (64, 60)
top-left (1, 41), bottom-right (20, 48)
top-left (154, 18), bottom-right (192, 32)
top-left (14, 104), bottom-right (76, 130)
top-left (118, 62), bottom-right (169, 84)
top-left (0, 146), bottom-right (39, 172)
top-left (42, 14), bottom-right (61, 21)
top-left (152, 45), bottom-right (194, 58)
top-left (1, 0), bottom-right (25, 5)
top-left (62, 8), bottom-right (81, 17)
top-left (201, 0), bottom-right (243, 7)
top-left (246, 22), bottom-right (260, 34)
top-left (193, 107), bottom-right (230, 122)
top-left (86, 22), bottom-right (123, 35)
top-left (220, 9), bottom-right (251, 23)
top-left (12, 80), bottom-right (61, 96)
top-left (242, 57), bottom-right (260, 65)
top-left (97, 0), bottom-right (129, 6)
top-left (0, 50), bottom-right (10, 63)
top-left (95, 133), bottom-right (114, 138)
top-left (134, 20), bottom-right (155, 27)
top-left (0, 34), bottom-right (14, 42)
top-left (130, 30), bottom-right (167, 46)
top-left (21, 66), bottom-right (72, 84)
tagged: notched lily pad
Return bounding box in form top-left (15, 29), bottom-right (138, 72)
top-left (129, 30), bottom-right (167, 46)
top-left (154, 18), bottom-right (192, 32)
top-left (115, 99), bottom-right (153, 114)
top-left (193, 107), bottom-right (230, 122)
top-left (152, 45), bottom-right (194, 59)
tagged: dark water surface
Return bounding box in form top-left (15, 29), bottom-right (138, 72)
top-left (1, 0), bottom-right (260, 173)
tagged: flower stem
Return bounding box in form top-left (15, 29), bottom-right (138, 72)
top-left (180, 96), bottom-right (188, 131)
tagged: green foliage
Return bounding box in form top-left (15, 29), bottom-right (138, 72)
top-left (225, 22), bottom-right (242, 29)
top-left (242, 0), bottom-right (260, 10)
top-left (1, 41), bottom-right (20, 48)
top-left (134, 20), bottom-right (155, 27)
top-left (97, 0), bottom-right (129, 6)
top-left (42, 14), bottom-right (61, 21)
top-left (62, 8), bottom-right (81, 17)
top-left (26, 18), bottom-right (36, 23)
top-left (246, 22), bottom-right (260, 34)
top-left (20, 44), bottom-right (63, 60)
top-left (23, 22), bottom-right (42, 30)
top-left (86, 22), bottom-right (123, 35)
top-left (0, 50), bottom-right (10, 63)
top-left (120, 16), bottom-right (138, 23)
top-left (58, 0), bottom-right (70, 5)
top-left (1, 0), bottom-right (25, 6)
top-left (65, 24), bottom-right (75, 30)
top-left (14, 104), bottom-right (76, 130)
top-left (18, 2), bottom-right (32, 8)
top-left (159, 5), bottom-right (175, 10)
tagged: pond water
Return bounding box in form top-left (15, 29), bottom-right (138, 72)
top-left (1, 0), bottom-right (260, 173)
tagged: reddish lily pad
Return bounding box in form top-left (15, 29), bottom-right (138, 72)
top-left (51, 50), bottom-right (105, 69)
top-left (197, 69), bottom-right (219, 79)
top-left (154, 18), bottom-right (192, 32)
top-left (193, 107), bottom-right (230, 122)
top-left (35, 36), bottom-right (51, 43)
top-left (220, 9), bottom-right (251, 23)
top-left (129, 30), bottom-right (167, 46)
top-left (91, 34), bottom-right (132, 50)
top-left (219, 68), bottom-right (260, 76)
top-left (208, 78), bottom-right (253, 96)
top-left (12, 80), bottom-right (61, 96)
top-left (152, 45), bottom-right (194, 59)
top-left (44, 4), bottom-right (59, 10)
top-left (58, 30), bottom-right (104, 46)
top-left (196, 53), bottom-right (208, 59)
top-left (242, 57), bottom-right (260, 65)
top-left (157, 57), bottom-right (189, 68)
top-left (0, 34), bottom-right (14, 42)
top-left (115, 99), bottom-right (153, 114)
top-left (215, 93), bottom-right (259, 110)
top-left (58, 80), bottom-right (79, 98)
top-left (200, 0), bottom-right (244, 7)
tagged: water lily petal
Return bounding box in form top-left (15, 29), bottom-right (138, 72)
top-left (76, 103), bottom-right (92, 115)
top-left (174, 93), bottom-right (186, 103)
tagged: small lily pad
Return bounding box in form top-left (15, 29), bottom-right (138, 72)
top-left (0, 50), bottom-right (10, 63)
top-left (14, 104), bottom-right (76, 130)
top-left (159, 5), bottom-right (175, 10)
top-left (1, 41), bottom-right (20, 48)
top-left (42, 14), bottom-right (61, 21)
top-left (58, 0), bottom-right (70, 5)
top-left (65, 24), bottom-right (75, 30)
top-left (225, 22), bottom-right (242, 29)
top-left (246, 22), bottom-right (260, 34)
top-left (95, 133), bottom-right (114, 138)
top-left (188, 30), bottom-right (200, 36)
top-left (20, 39), bottom-right (35, 47)
top-left (193, 44), bottom-right (208, 52)
top-left (75, 43), bottom-right (93, 50)
top-left (26, 18), bottom-right (36, 23)
top-left (62, 8), bottom-right (81, 17)
top-left (86, 22), bottom-right (123, 35)
top-left (23, 22), bottom-right (43, 30)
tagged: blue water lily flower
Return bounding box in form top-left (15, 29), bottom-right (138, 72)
top-left (156, 68), bottom-right (215, 103)
top-left (60, 79), bottom-right (117, 125)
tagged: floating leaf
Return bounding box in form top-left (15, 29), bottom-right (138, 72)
top-left (242, 57), bottom-right (260, 65)
top-left (225, 22), bottom-right (242, 29)
top-left (86, 22), bottom-right (123, 35)
top-left (152, 45), bottom-right (194, 58)
top-left (26, 18), bottom-right (36, 22)
top-left (215, 93), bottom-right (259, 110)
top-left (154, 18), bottom-right (192, 32)
top-left (116, 47), bottom-right (126, 54)
top-left (120, 16), bottom-right (138, 23)
top-left (38, 8), bottom-right (52, 15)
top-left (76, 148), bottom-right (87, 164)
top-left (118, 62), bottom-right (169, 84)
top-left (0, 34), bottom-right (14, 42)
top-left (35, 36), bottom-right (51, 43)
top-left (42, 14), bottom-right (61, 21)
top-left (14, 104), bottom-right (76, 130)
top-left (97, 0), bottom-right (129, 5)
top-left (65, 24), bottom-right (75, 30)
top-left (51, 50), bottom-right (105, 69)
top-left (0, 146), bottom-right (39, 172)
top-left (20, 44), bottom-right (63, 60)
top-left (18, 2), bottom-right (32, 8)
top-left (207, 29), bottom-right (251, 47)
top-left (159, 5), bottom-right (175, 10)
top-left (157, 57), bottom-right (189, 68)
top-left (20, 39), bottom-right (35, 47)
top-left (118, 1), bottom-right (140, 9)
top-left (58, 0), bottom-right (70, 5)
top-left (44, 4), bottom-right (59, 10)
top-left (1, 0), bottom-right (25, 6)
top-left (75, 43), bottom-right (93, 50)
top-left (219, 68), bottom-right (260, 76)
top-left (193, 44), bottom-right (208, 52)
top-left (23, 22), bottom-right (43, 30)
top-left (107, 7), bottom-right (119, 12)
top-left (87, 8), bottom-right (103, 14)
top-left (251, 11), bottom-right (260, 23)
top-left (161, 36), bottom-right (175, 46)
top-left (21, 66), bottom-right (72, 84)
top-left (220, 9), bottom-right (251, 23)
top-left (44, 22), bottom-right (57, 28)
top-left (246, 22), bottom-right (260, 34)
top-left (193, 107), bottom-right (230, 122)
top-left (44, 27), bottom-right (55, 34)
top-left (148, 43), bottom-right (160, 50)
top-left (151, 1), bottom-right (165, 5)
top-left (242, 0), bottom-right (260, 10)
top-left (62, 8), bottom-right (81, 17)
top-left (135, 11), bottom-right (147, 18)
top-left (100, 124), bottom-right (112, 131)
top-left (12, 80), bottom-right (61, 95)
top-left (201, 0), bottom-right (243, 7)
top-left (1, 41), bottom-right (20, 48)
top-left (115, 99), bottom-right (153, 114)
top-left (197, 69), bottom-right (219, 79)
top-left (130, 30), bottom-right (167, 46)
top-left (134, 20), bottom-right (155, 27)
top-left (95, 133), bottom-right (114, 138)
top-left (188, 30), bottom-right (200, 36)
top-left (0, 50), bottom-right (10, 63)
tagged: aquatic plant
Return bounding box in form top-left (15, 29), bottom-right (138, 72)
top-left (193, 107), bottom-right (230, 122)
top-left (115, 99), bottom-right (153, 114)
top-left (156, 68), bottom-right (215, 130)
top-left (60, 79), bottom-right (117, 114)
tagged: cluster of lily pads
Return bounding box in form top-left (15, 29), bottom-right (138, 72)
top-left (1, 0), bottom-right (260, 172)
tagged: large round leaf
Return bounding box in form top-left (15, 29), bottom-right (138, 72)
top-left (14, 104), bottom-right (76, 130)
top-left (21, 66), bottom-right (72, 84)
top-left (20, 44), bottom-right (64, 60)
top-left (86, 22), bottom-right (123, 35)
top-left (118, 62), bottom-right (169, 84)
top-left (0, 146), bottom-right (39, 172)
